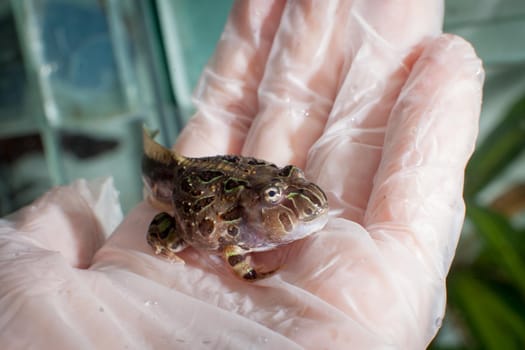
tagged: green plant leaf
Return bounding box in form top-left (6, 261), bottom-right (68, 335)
top-left (467, 204), bottom-right (525, 296)
top-left (449, 273), bottom-right (525, 349)
top-left (465, 94), bottom-right (525, 197)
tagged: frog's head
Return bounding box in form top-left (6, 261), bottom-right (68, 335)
top-left (238, 165), bottom-right (329, 249)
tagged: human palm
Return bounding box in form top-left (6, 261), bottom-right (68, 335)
top-left (0, 1), bottom-right (483, 349)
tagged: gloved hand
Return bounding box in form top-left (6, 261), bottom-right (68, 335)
top-left (0, 1), bottom-right (483, 348)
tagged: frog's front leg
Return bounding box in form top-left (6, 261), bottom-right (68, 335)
top-left (147, 212), bottom-right (186, 263)
top-left (223, 245), bottom-right (277, 281)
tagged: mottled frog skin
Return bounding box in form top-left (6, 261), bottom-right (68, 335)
top-left (142, 128), bottom-right (329, 281)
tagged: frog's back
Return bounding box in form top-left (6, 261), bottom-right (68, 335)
top-left (141, 128), bottom-right (279, 206)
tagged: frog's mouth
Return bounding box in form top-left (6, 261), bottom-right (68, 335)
top-left (238, 210), bottom-right (329, 253)
top-left (285, 210), bottom-right (329, 241)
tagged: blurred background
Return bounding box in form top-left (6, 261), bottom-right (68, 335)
top-left (0, 0), bottom-right (523, 348)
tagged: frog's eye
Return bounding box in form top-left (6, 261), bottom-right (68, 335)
top-left (264, 186), bottom-right (282, 204)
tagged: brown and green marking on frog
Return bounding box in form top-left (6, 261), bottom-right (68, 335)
top-left (142, 127), bottom-right (329, 281)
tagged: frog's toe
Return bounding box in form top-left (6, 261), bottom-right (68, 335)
top-left (223, 246), bottom-right (277, 281)
top-left (236, 262), bottom-right (277, 281)
top-left (162, 252), bottom-right (186, 264)
top-left (147, 239), bottom-right (186, 263)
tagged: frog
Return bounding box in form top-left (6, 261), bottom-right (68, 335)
top-left (142, 128), bottom-right (329, 281)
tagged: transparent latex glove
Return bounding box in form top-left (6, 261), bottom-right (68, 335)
top-left (0, 1), bottom-right (483, 349)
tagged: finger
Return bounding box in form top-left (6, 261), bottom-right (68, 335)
top-left (175, 0), bottom-right (286, 156)
top-left (1, 179), bottom-right (119, 268)
top-left (242, 0), bottom-right (354, 166)
top-left (243, 0), bottom-right (443, 168)
top-left (305, 0), bottom-right (443, 223)
top-left (364, 34), bottom-right (484, 276)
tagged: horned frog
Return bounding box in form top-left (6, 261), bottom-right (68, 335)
top-left (142, 128), bottom-right (329, 281)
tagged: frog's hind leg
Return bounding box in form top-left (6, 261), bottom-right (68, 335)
top-left (147, 212), bottom-right (186, 263)
top-left (223, 245), bottom-right (277, 281)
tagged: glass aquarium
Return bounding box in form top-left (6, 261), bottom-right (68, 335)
top-left (0, 0), bottom-right (186, 213)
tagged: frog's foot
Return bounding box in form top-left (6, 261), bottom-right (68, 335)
top-left (147, 212), bottom-right (187, 264)
top-left (223, 245), bottom-right (278, 281)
